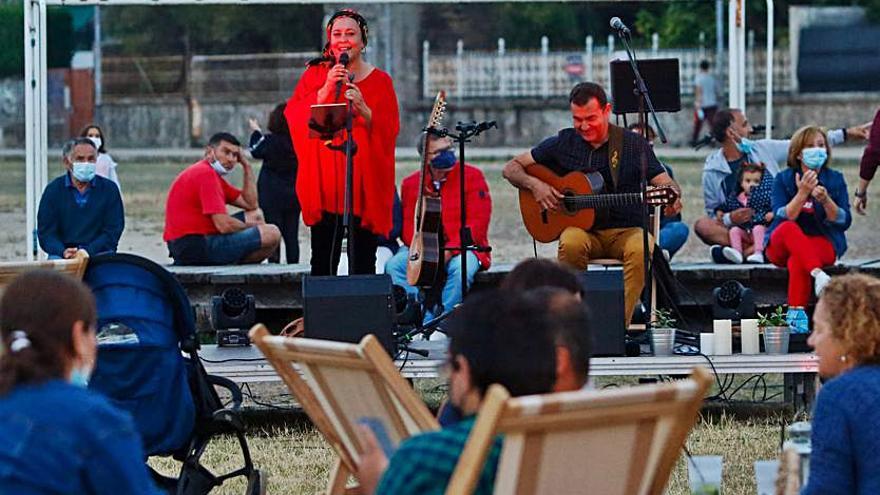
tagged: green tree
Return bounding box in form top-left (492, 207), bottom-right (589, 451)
top-left (0, 5), bottom-right (74, 78)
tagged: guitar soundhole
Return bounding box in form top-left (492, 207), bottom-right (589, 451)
top-left (561, 191), bottom-right (576, 214)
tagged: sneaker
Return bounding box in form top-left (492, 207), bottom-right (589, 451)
top-left (722, 247), bottom-right (743, 264)
top-left (746, 253), bottom-right (765, 264)
top-left (710, 245), bottom-right (730, 264)
top-left (787, 307), bottom-right (810, 334)
top-left (662, 249), bottom-right (671, 262)
top-left (813, 269), bottom-right (832, 297)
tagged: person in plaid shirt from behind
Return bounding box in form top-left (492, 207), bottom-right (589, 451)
top-left (355, 289), bottom-right (562, 494)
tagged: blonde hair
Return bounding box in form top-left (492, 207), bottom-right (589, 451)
top-left (819, 273), bottom-right (880, 364)
top-left (787, 125), bottom-right (831, 170)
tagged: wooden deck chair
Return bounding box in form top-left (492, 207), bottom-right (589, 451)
top-left (249, 325), bottom-right (439, 495)
top-left (0, 249), bottom-right (89, 295)
top-left (446, 367), bottom-right (712, 495)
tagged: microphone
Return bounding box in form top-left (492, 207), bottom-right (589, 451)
top-left (334, 51), bottom-right (350, 101)
top-left (610, 17), bottom-right (630, 35)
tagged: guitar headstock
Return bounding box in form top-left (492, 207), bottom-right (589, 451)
top-left (645, 185), bottom-right (680, 206)
top-left (428, 90), bottom-right (447, 129)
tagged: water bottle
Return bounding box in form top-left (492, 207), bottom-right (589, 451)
top-left (786, 306), bottom-right (809, 334)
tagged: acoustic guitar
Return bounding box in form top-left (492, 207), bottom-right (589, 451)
top-left (406, 91), bottom-right (447, 287)
top-left (519, 164), bottom-right (679, 243)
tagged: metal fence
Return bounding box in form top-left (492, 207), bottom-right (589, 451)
top-left (422, 37), bottom-right (793, 100)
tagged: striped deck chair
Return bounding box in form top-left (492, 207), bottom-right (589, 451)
top-left (446, 367), bottom-right (712, 495)
top-left (0, 250), bottom-right (89, 296)
top-left (249, 324), bottom-right (439, 495)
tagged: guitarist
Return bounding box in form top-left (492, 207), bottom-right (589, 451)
top-left (503, 82), bottom-right (682, 326)
top-left (385, 134), bottom-right (492, 328)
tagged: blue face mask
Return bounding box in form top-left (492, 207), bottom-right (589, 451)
top-left (801, 147), bottom-right (828, 170)
top-left (430, 149), bottom-right (457, 170)
top-left (736, 138), bottom-right (757, 155)
top-left (69, 365), bottom-right (92, 388)
top-left (71, 162), bottom-right (96, 182)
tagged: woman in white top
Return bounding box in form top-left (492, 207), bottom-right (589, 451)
top-left (81, 124), bottom-right (121, 191)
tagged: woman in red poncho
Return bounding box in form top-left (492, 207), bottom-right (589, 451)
top-left (286, 9), bottom-right (399, 276)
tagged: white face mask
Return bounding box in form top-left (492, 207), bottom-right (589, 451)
top-left (210, 159), bottom-right (230, 176)
top-left (87, 136), bottom-right (102, 150)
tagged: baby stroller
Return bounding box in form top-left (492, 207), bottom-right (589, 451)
top-left (83, 253), bottom-right (264, 495)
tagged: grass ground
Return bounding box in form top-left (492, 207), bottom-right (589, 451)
top-left (2, 155), bottom-right (867, 492)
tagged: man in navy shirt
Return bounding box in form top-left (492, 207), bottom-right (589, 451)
top-left (38, 138), bottom-right (124, 258)
top-left (503, 82), bottom-right (681, 326)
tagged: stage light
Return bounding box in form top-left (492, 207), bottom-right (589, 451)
top-left (211, 288), bottom-right (256, 346)
top-left (712, 280), bottom-right (756, 321)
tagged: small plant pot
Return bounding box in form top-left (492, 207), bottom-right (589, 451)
top-left (761, 326), bottom-right (790, 354)
top-left (652, 327), bottom-right (676, 356)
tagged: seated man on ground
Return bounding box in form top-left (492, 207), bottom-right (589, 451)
top-left (695, 108), bottom-right (867, 263)
top-left (38, 138), bottom-right (124, 259)
top-left (386, 133), bottom-right (492, 326)
top-left (163, 132), bottom-right (280, 265)
top-left (503, 82), bottom-right (681, 327)
top-left (355, 289), bottom-right (559, 495)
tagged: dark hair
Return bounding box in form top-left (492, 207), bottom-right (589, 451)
top-left (525, 287), bottom-right (592, 382)
top-left (627, 122), bottom-right (657, 142)
top-left (310, 9), bottom-right (370, 66)
top-left (501, 258), bottom-right (582, 297)
top-left (569, 82), bottom-right (608, 107)
top-left (735, 162), bottom-right (766, 193)
top-left (0, 271), bottom-right (96, 395)
top-left (208, 132), bottom-right (241, 148)
top-left (699, 60), bottom-right (710, 71)
top-left (711, 108), bottom-right (740, 143)
top-left (267, 103), bottom-right (289, 136)
top-left (415, 132), bottom-right (445, 156)
top-left (447, 290), bottom-right (556, 398)
top-left (80, 124), bottom-right (107, 153)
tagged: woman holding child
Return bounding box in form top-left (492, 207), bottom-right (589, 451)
top-left (765, 126), bottom-right (852, 332)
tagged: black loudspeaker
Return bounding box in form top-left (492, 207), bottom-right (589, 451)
top-left (578, 269), bottom-right (626, 357)
top-left (303, 275), bottom-right (395, 356)
top-left (610, 58), bottom-right (682, 114)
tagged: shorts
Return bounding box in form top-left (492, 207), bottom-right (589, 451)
top-left (168, 212), bottom-right (262, 265)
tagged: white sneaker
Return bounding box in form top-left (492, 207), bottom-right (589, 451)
top-left (662, 249), bottom-right (671, 262)
top-left (722, 247), bottom-right (743, 264)
top-left (813, 269), bottom-right (832, 297)
top-left (746, 253), bottom-right (765, 264)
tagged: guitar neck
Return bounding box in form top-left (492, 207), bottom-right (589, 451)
top-left (564, 192), bottom-right (645, 209)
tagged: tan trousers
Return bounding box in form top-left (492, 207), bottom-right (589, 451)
top-left (558, 226), bottom-right (654, 326)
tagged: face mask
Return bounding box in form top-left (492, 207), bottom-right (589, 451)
top-left (69, 365), bottom-right (92, 388)
top-left (87, 136), bottom-right (102, 150)
top-left (802, 147), bottom-right (828, 170)
top-left (736, 137), bottom-right (756, 155)
top-left (210, 159), bottom-right (230, 176)
top-left (71, 162), bottom-right (96, 182)
top-left (430, 149), bottom-right (456, 170)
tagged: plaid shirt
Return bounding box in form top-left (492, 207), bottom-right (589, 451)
top-left (375, 417), bottom-right (502, 495)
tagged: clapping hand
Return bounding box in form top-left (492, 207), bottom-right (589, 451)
top-left (795, 170), bottom-right (819, 197)
top-left (811, 185), bottom-right (829, 204)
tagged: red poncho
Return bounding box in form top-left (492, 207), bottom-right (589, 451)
top-left (286, 64), bottom-right (399, 236)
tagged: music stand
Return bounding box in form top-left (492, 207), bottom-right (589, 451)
top-left (610, 59), bottom-right (681, 115)
top-left (308, 103), bottom-right (347, 140)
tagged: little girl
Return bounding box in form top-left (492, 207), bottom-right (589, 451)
top-left (719, 162), bottom-right (774, 263)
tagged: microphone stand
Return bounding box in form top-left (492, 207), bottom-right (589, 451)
top-left (614, 25), bottom-right (668, 354)
top-left (426, 120), bottom-right (495, 302)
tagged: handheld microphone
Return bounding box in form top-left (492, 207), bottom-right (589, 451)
top-left (610, 17), bottom-right (630, 35)
top-left (334, 52), bottom-right (350, 101)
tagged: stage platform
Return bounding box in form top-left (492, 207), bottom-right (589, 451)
top-left (168, 260), bottom-right (880, 332)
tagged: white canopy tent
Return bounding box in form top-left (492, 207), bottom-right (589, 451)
top-left (23, 0), bottom-right (770, 260)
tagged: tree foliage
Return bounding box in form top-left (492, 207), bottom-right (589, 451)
top-left (0, 5), bottom-right (74, 78)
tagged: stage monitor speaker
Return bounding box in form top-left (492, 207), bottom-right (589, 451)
top-left (610, 58), bottom-right (681, 114)
top-left (579, 268), bottom-right (626, 357)
top-left (303, 275), bottom-right (395, 356)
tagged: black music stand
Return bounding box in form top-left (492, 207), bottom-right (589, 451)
top-left (309, 100), bottom-right (357, 275)
top-left (608, 43), bottom-right (681, 352)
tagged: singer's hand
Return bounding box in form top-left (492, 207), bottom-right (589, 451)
top-left (345, 83), bottom-right (371, 122)
top-left (322, 63), bottom-right (350, 100)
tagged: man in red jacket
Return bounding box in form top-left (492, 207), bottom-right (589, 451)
top-left (385, 134), bottom-right (492, 330)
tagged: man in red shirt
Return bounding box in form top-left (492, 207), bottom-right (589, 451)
top-left (385, 134), bottom-right (492, 328)
top-left (164, 132), bottom-right (280, 265)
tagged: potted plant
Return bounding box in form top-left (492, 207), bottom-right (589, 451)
top-left (651, 308), bottom-right (677, 356)
top-left (758, 306), bottom-right (790, 354)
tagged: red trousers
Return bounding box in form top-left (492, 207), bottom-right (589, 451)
top-left (765, 221), bottom-right (835, 306)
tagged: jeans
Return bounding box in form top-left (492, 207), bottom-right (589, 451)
top-left (659, 221), bottom-right (689, 259)
top-left (385, 247), bottom-right (480, 323)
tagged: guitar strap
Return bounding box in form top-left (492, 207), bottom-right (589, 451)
top-left (607, 124), bottom-right (625, 191)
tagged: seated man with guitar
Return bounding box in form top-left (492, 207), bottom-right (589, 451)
top-left (503, 82), bottom-right (681, 326)
top-left (385, 133), bottom-right (492, 329)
